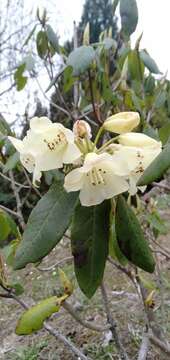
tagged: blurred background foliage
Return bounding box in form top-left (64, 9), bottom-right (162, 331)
top-left (1, 0), bottom-right (170, 245)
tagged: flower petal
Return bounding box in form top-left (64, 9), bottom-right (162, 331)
top-left (64, 168), bottom-right (84, 192)
top-left (35, 151), bottom-right (63, 171)
top-left (62, 143), bottom-right (81, 163)
top-left (30, 117), bottom-right (52, 132)
top-left (8, 137), bottom-right (24, 152)
top-left (118, 132), bottom-right (161, 148)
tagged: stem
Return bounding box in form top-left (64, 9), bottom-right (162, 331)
top-left (93, 126), bottom-right (104, 149)
top-left (97, 136), bottom-right (119, 153)
top-left (63, 300), bottom-right (110, 332)
top-left (88, 69), bottom-right (102, 124)
top-left (100, 282), bottom-right (130, 360)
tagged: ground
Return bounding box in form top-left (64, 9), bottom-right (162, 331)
top-left (0, 192), bottom-right (170, 360)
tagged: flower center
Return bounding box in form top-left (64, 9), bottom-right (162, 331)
top-left (43, 131), bottom-right (67, 151)
top-left (86, 167), bottom-right (106, 186)
top-left (134, 151), bottom-right (144, 174)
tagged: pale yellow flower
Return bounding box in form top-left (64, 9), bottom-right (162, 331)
top-left (112, 135), bottom-right (162, 195)
top-left (8, 116), bottom-right (81, 184)
top-left (64, 152), bottom-right (129, 206)
top-left (103, 112), bottom-right (140, 134)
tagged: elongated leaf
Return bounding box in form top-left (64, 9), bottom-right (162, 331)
top-left (128, 50), bottom-right (144, 81)
top-left (0, 211), bottom-right (11, 242)
top-left (14, 63), bottom-right (27, 91)
top-left (14, 181), bottom-right (78, 269)
top-left (71, 201), bottom-right (110, 298)
top-left (16, 295), bottom-right (67, 335)
top-left (0, 114), bottom-right (12, 135)
top-left (23, 24), bottom-right (37, 47)
top-left (36, 30), bottom-right (48, 58)
top-left (140, 50), bottom-right (161, 74)
top-left (46, 25), bottom-right (59, 52)
top-left (115, 196), bottom-right (155, 273)
top-left (113, 0), bottom-right (120, 15)
top-left (159, 123), bottom-right (170, 145)
top-left (109, 216), bottom-right (127, 266)
top-left (67, 46), bottom-right (95, 76)
top-left (137, 144), bottom-right (170, 186)
top-left (120, 0), bottom-right (138, 36)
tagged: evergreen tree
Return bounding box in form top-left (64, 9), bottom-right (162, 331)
top-left (79, 0), bottom-right (118, 43)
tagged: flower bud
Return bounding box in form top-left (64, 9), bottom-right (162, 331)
top-left (73, 120), bottom-right (92, 139)
top-left (83, 22), bottom-right (90, 45)
top-left (118, 132), bottom-right (161, 148)
top-left (103, 111), bottom-right (140, 134)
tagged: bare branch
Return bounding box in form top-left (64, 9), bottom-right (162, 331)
top-left (0, 204), bottom-right (22, 218)
top-left (137, 333), bottom-right (150, 360)
top-left (9, 170), bottom-right (26, 230)
top-left (63, 300), bottom-right (110, 332)
top-left (100, 282), bottom-right (130, 360)
top-left (3, 291), bottom-right (90, 360)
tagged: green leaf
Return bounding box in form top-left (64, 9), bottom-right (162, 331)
top-left (45, 66), bottom-right (67, 92)
top-left (154, 91), bottom-right (166, 109)
top-left (0, 114), bottom-right (12, 135)
top-left (137, 143), bottom-right (170, 186)
top-left (3, 152), bottom-right (20, 173)
top-left (14, 181), bottom-right (78, 269)
top-left (46, 25), bottom-right (59, 52)
top-left (159, 123), bottom-right (170, 145)
top-left (128, 50), bottom-right (144, 81)
top-left (23, 24), bottom-right (37, 47)
top-left (14, 64), bottom-right (27, 91)
top-left (109, 216), bottom-right (128, 266)
top-left (63, 66), bottom-right (75, 92)
top-left (10, 283), bottom-right (24, 296)
top-left (67, 46), bottom-right (95, 76)
top-left (120, 0), bottom-right (138, 36)
top-left (16, 295), bottom-right (67, 335)
top-left (36, 31), bottom-right (48, 59)
top-left (115, 195), bottom-right (155, 273)
top-left (140, 50), bottom-right (161, 74)
top-left (0, 211), bottom-right (11, 242)
top-left (71, 200), bottom-right (110, 298)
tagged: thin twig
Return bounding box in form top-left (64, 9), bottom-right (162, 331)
top-left (22, 167), bottom-right (42, 198)
top-left (100, 282), bottom-right (130, 360)
top-left (43, 322), bottom-right (90, 360)
top-left (9, 170), bottom-right (26, 230)
top-left (0, 204), bottom-right (22, 218)
top-left (149, 333), bottom-right (170, 355)
top-left (152, 181), bottom-right (170, 192)
top-left (63, 300), bottom-right (110, 332)
top-left (3, 292), bottom-right (90, 360)
top-left (0, 171), bottom-right (30, 188)
top-left (38, 256), bottom-right (73, 272)
top-left (88, 69), bottom-right (102, 124)
top-left (137, 332), bottom-right (150, 360)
